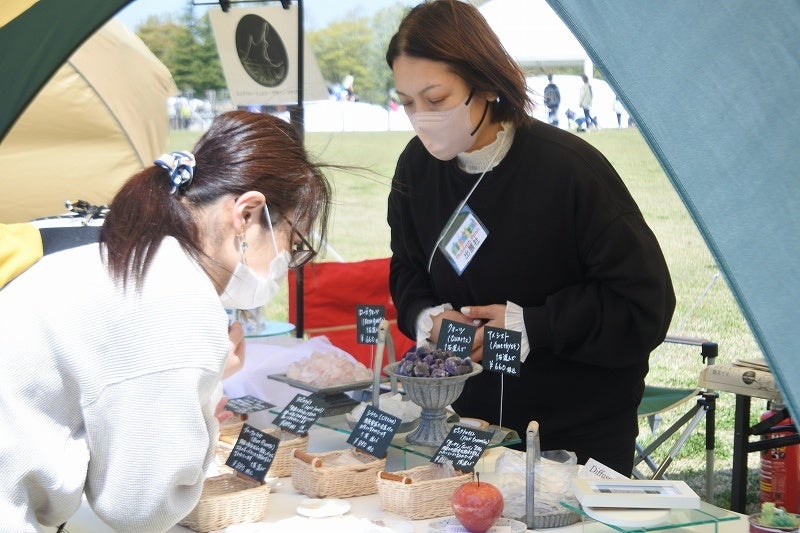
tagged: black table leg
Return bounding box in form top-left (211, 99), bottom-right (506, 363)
top-left (730, 394), bottom-right (750, 513)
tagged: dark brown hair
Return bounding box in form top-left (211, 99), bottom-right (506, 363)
top-left (101, 110), bottom-right (331, 288)
top-left (386, 0), bottom-right (533, 126)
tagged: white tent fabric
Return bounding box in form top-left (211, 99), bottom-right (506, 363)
top-left (302, 100), bottom-right (412, 132)
top-left (545, 1), bottom-right (800, 424)
top-left (0, 18), bottom-right (177, 223)
top-left (479, 0), bottom-right (592, 75)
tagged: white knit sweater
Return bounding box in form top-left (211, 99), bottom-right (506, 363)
top-left (0, 237), bottom-right (229, 532)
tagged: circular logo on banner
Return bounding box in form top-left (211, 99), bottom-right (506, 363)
top-left (236, 14), bottom-right (288, 87)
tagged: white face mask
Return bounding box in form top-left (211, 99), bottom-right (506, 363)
top-left (408, 91), bottom-right (489, 161)
top-left (220, 204), bottom-right (291, 310)
top-left (219, 250), bottom-right (290, 310)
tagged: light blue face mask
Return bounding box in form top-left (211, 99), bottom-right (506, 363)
top-left (219, 204), bottom-right (291, 310)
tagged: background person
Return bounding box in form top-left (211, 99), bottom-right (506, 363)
top-left (579, 73), bottom-right (597, 131)
top-left (0, 111), bottom-right (331, 531)
top-left (342, 72), bottom-right (355, 101)
top-left (543, 73), bottom-right (561, 126)
top-left (614, 96), bottom-right (625, 128)
top-left (385, 0), bottom-right (675, 476)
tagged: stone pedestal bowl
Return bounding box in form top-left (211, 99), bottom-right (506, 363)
top-left (383, 361), bottom-right (483, 447)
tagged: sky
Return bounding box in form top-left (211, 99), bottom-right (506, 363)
top-left (115, 0), bottom-right (419, 31)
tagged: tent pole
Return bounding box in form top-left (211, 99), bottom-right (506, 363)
top-left (291, 0), bottom-right (305, 338)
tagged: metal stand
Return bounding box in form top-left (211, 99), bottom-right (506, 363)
top-left (525, 421), bottom-right (540, 530)
top-left (372, 320), bottom-right (397, 409)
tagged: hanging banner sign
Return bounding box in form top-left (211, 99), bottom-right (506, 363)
top-left (209, 6), bottom-right (327, 106)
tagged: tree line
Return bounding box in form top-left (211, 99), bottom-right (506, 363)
top-left (135, 2), bottom-right (411, 107)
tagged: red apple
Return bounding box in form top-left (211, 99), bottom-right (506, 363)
top-left (451, 474), bottom-right (504, 533)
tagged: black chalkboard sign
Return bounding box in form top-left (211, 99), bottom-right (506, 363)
top-left (436, 318), bottom-right (476, 358)
top-left (225, 395), bottom-right (274, 415)
top-left (430, 425), bottom-right (493, 471)
top-left (272, 394), bottom-right (326, 435)
top-left (482, 326), bottom-right (522, 377)
top-left (356, 304), bottom-right (385, 344)
top-left (346, 405), bottom-right (400, 458)
top-left (224, 423), bottom-right (279, 483)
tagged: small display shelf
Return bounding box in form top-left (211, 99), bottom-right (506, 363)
top-left (267, 374), bottom-right (388, 416)
top-left (243, 321), bottom-right (295, 338)
top-left (560, 500), bottom-right (741, 533)
top-left (267, 406), bottom-right (520, 468)
top-left (313, 412), bottom-right (520, 466)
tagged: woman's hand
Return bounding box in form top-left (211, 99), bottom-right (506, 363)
top-left (428, 309), bottom-right (474, 346)
top-left (214, 396), bottom-right (234, 424)
top-left (429, 305), bottom-right (505, 362)
top-left (223, 320), bottom-right (246, 379)
top-left (461, 304), bottom-right (507, 362)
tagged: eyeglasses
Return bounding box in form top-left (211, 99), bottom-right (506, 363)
top-left (288, 225), bottom-right (317, 269)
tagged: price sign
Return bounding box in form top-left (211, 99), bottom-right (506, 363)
top-left (346, 405), bottom-right (400, 458)
top-left (225, 423), bottom-right (279, 483)
top-left (482, 326), bottom-right (522, 377)
top-left (272, 394), bottom-right (326, 436)
top-left (436, 319), bottom-right (476, 358)
top-left (356, 304), bottom-right (385, 344)
top-left (431, 425), bottom-right (493, 472)
top-left (225, 395), bottom-right (274, 415)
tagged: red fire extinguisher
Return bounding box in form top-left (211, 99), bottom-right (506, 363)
top-left (759, 401), bottom-right (800, 513)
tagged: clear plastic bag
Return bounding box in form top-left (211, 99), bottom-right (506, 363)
top-left (495, 449), bottom-right (580, 522)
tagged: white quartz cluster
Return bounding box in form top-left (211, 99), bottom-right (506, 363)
top-left (286, 350), bottom-right (372, 388)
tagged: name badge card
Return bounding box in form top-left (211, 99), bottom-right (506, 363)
top-left (437, 319), bottom-right (476, 358)
top-left (346, 405), bottom-right (400, 458)
top-left (225, 395), bottom-right (275, 415)
top-left (272, 394), bottom-right (326, 436)
top-left (438, 205), bottom-right (489, 276)
top-left (356, 304), bottom-right (385, 344)
top-left (225, 423), bottom-right (279, 483)
top-left (483, 326), bottom-right (522, 377)
top-left (431, 425), bottom-right (493, 472)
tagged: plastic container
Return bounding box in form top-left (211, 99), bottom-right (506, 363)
top-left (759, 403), bottom-right (800, 513)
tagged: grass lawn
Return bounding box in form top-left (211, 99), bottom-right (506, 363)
top-left (169, 124), bottom-right (765, 510)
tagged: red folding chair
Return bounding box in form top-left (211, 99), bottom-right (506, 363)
top-left (288, 257), bottom-right (415, 369)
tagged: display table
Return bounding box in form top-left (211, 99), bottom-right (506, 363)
top-left (62, 423), bottom-right (746, 533)
top-left (698, 362), bottom-right (800, 513)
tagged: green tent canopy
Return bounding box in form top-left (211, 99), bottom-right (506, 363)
top-left (0, 0), bottom-right (133, 144)
top-left (545, 0), bottom-right (800, 422)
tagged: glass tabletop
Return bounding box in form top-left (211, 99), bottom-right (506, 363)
top-left (560, 501), bottom-right (741, 533)
top-left (313, 412), bottom-right (521, 463)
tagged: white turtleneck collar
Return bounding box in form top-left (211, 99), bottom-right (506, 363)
top-left (456, 122), bottom-right (516, 174)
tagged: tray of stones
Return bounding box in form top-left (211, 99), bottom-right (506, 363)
top-left (267, 373), bottom-right (386, 395)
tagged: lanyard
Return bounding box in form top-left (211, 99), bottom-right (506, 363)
top-left (427, 142), bottom-right (505, 273)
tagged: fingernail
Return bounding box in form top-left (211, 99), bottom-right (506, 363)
top-left (461, 306), bottom-right (471, 315)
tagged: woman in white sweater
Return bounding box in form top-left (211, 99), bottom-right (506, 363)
top-left (0, 111), bottom-right (331, 532)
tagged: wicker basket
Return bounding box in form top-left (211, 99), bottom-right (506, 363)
top-left (376, 464), bottom-right (472, 520)
top-left (218, 416), bottom-right (246, 439)
top-left (178, 474), bottom-right (270, 532)
top-left (291, 448), bottom-right (386, 498)
top-left (217, 427), bottom-right (308, 478)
